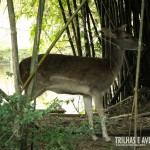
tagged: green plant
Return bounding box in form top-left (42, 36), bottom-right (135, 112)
top-left (46, 97), bottom-right (64, 111)
top-left (0, 94), bottom-right (92, 149)
top-left (32, 119), bottom-right (91, 150)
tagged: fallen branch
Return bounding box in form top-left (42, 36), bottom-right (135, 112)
top-left (109, 112), bottom-right (150, 120)
top-left (106, 96), bottom-right (133, 112)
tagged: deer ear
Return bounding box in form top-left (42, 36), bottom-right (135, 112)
top-left (118, 24), bottom-right (127, 30)
top-left (101, 28), bottom-right (116, 38)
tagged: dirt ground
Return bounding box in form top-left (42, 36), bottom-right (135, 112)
top-left (77, 136), bottom-right (150, 150)
top-left (37, 113), bottom-right (150, 150)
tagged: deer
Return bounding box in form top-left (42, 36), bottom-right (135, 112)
top-left (19, 25), bottom-right (140, 142)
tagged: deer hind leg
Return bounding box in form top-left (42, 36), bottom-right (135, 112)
top-left (83, 95), bottom-right (98, 141)
top-left (93, 93), bottom-right (111, 142)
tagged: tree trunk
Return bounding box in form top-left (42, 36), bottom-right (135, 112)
top-left (7, 0), bottom-right (21, 93)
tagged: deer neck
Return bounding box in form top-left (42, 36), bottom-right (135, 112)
top-left (107, 42), bottom-right (124, 76)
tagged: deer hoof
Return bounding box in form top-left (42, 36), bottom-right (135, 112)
top-left (105, 136), bottom-right (111, 142)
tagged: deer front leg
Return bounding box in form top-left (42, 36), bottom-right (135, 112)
top-left (83, 95), bottom-right (98, 141)
top-left (93, 93), bottom-right (111, 142)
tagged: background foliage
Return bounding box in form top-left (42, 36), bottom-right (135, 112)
top-left (0, 0), bottom-right (150, 149)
